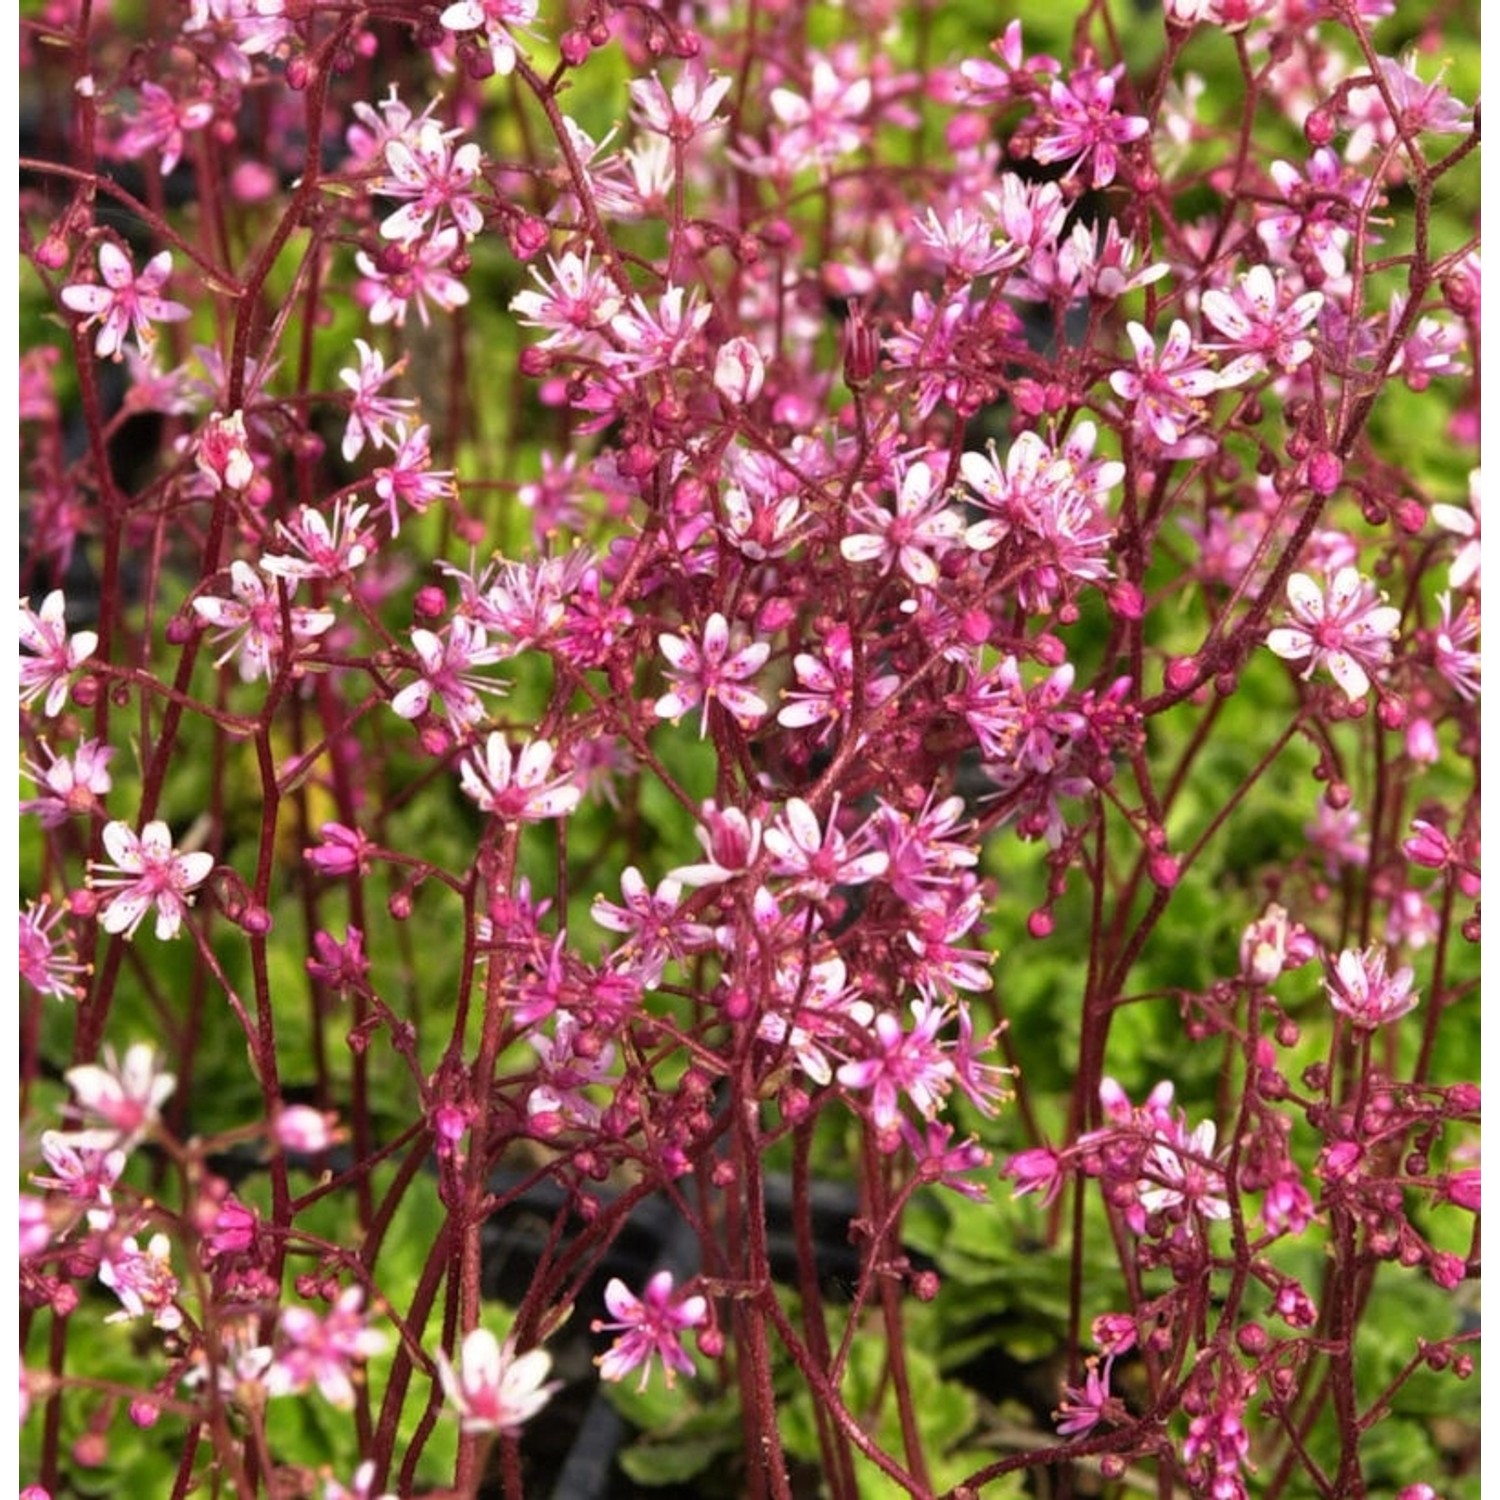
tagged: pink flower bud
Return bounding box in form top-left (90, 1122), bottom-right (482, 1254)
top-left (307, 823), bottom-right (374, 877)
top-left (274, 1104), bottom-right (340, 1154)
top-left (712, 337), bottom-right (765, 405)
top-left (195, 411), bottom-right (255, 494)
top-left (1429, 1251), bottom-right (1466, 1289)
top-left (1440, 1169), bottom-right (1481, 1211)
top-left (1306, 450), bottom-right (1342, 496)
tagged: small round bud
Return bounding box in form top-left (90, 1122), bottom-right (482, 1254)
top-left (911, 1270), bottom-right (940, 1302)
top-left (414, 585), bottom-right (446, 619)
top-left (1237, 1321), bottom-right (1269, 1356)
top-left (1307, 450), bottom-right (1342, 497)
top-left (1305, 107), bottom-right (1335, 147)
top-left (1164, 656), bottom-right (1199, 693)
top-left (130, 1398), bottom-right (161, 1428)
top-left (1099, 1456), bottom-right (1127, 1481)
top-left (73, 1433), bottom-right (109, 1468)
top-left (1027, 908), bottom-right (1054, 939)
top-left (697, 1327), bottom-right (725, 1358)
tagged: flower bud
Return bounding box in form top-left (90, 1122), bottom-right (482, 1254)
top-left (713, 338), bottom-right (765, 405)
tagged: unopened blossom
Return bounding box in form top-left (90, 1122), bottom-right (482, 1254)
top-left (438, 1329), bottom-right (558, 1433)
top-left (270, 1288), bottom-right (388, 1408)
top-left (192, 561), bottom-right (336, 682)
top-left (438, 0), bottom-right (538, 76)
top-left (1239, 902), bottom-right (1314, 985)
top-left (339, 340), bottom-right (414, 461)
top-left (655, 612), bottom-right (769, 736)
top-left (88, 821), bottom-right (214, 942)
top-left (593, 1272), bottom-right (708, 1390)
top-left (99, 1233), bottom-right (183, 1331)
top-left (20, 738), bottom-right (114, 826)
top-left (193, 409), bottom-right (256, 493)
top-left (713, 337), bottom-right (766, 405)
top-left (20, 590), bottom-right (98, 717)
top-left (669, 801), bottom-right (764, 887)
top-left (1265, 568), bottom-right (1401, 701)
top-left (378, 120), bottom-right (485, 243)
top-left (1325, 944), bottom-right (1418, 1028)
top-left (1109, 319), bottom-right (1237, 447)
top-left (841, 459), bottom-right (964, 588)
top-left (274, 1105), bottom-right (342, 1154)
top-left (1030, 65), bottom-right (1148, 188)
top-left (59, 244), bottom-right (190, 360)
top-left (459, 734), bottom-right (582, 821)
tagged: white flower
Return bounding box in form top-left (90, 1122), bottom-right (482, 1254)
top-left (437, 1329), bottom-right (558, 1434)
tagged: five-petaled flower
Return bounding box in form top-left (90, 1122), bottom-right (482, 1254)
top-left (88, 821), bottom-right (215, 941)
top-left (655, 612), bottom-right (770, 736)
top-left (60, 243), bottom-right (190, 359)
top-left (437, 1329), bottom-right (558, 1433)
top-left (593, 1271), bottom-right (708, 1390)
top-left (1324, 944), bottom-right (1419, 1029)
top-left (20, 590), bottom-right (98, 718)
top-left (459, 734), bottom-right (582, 820)
top-left (1265, 568), bottom-right (1401, 701)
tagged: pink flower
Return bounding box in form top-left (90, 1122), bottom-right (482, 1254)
top-left (1030, 65), bottom-right (1148, 188)
top-left (1109, 319), bottom-right (1236, 447)
top-left (593, 1271), bottom-right (708, 1390)
top-left (459, 734), bottom-right (582, 821)
top-left (192, 561), bottom-right (336, 682)
top-left (20, 899), bottom-right (88, 1002)
top-left (391, 618), bottom-right (509, 730)
top-left (837, 999), bottom-right (956, 1136)
top-left (1006, 1146), bottom-right (1066, 1207)
top-left (1200, 265), bottom-right (1324, 380)
top-left (339, 339), bottom-right (415, 461)
top-left (99, 1232), bottom-right (183, 1331)
top-left (271, 1288), bottom-right (388, 1408)
top-left (20, 738), bottom-right (114, 826)
top-left (113, 79), bottom-right (215, 175)
top-left (1055, 1356), bottom-right (1119, 1437)
top-left (88, 820), bottom-right (215, 941)
top-left (274, 1105), bottom-right (342, 1154)
top-left (1138, 1118), bottom-right (1230, 1222)
top-left (1324, 944), bottom-right (1418, 1029)
top-left (438, 0), bottom-right (538, 76)
top-left (438, 1329), bottom-right (558, 1433)
top-left (840, 458), bottom-right (965, 589)
top-left (378, 121), bottom-right (485, 243)
top-left (629, 66), bottom-right (733, 141)
top-left (64, 1042), bottom-right (176, 1149)
top-left (655, 613), bottom-right (769, 736)
top-left (1266, 569), bottom-right (1401, 701)
top-left (261, 500), bottom-right (376, 581)
top-left (371, 424), bottom-right (456, 535)
top-left (511, 249), bottom-right (623, 353)
top-left (20, 590), bottom-right (98, 717)
top-left (764, 796), bottom-right (889, 898)
top-left (59, 244), bottom-right (190, 360)
top-left (355, 229), bottom-right (471, 328)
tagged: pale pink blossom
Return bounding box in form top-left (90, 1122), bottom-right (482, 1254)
top-left (438, 1329), bottom-right (558, 1433)
top-left (459, 735), bottom-right (582, 821)
top-left (99, 1232), bottom-right (183, 1331)
top-left (655, 613), bottom-right (769, 736)
top-left (270, 1288), bottom-right (388, 1408)
top-left (20, 738), bottom-right (114, 826)
top-left (378, 121), bottom-right (485, 243)
top-left (1266, 568), bottom-right (1400, 701)
top-left (59, 244), bottom-right (190, 360)
top-left (339, 340), bottom-right (415, 461)
top-left (438, 0), bottom-right (538, 76)
top-left (88, 821), bottom-right (214, 941)
top-left (20, 590), bottom-right (98, 717)
top-left (1325, 944), bottom-right (1418, 1028)
top-left (192, 562), bottom-right (336, 682)
top-left (371, 423), bottom-right (456, 535)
